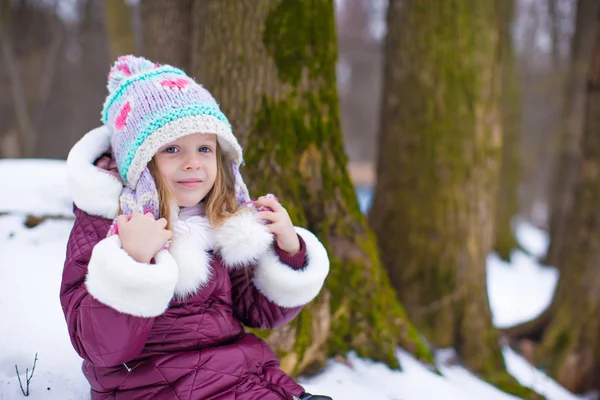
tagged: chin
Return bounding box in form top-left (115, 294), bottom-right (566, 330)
top-left (177, 198), bottom-right (204, 207)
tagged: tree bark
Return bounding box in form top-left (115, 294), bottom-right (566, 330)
top-left (368, 1), bottom-right (539, 397)
top-left (103, 0), bottom-right (136, 61)
top-left (494, 0), bottom-right (521, 261)
top-left (543, 0), bottom-right (599, 268)
top-left (531, 15), bottom-right (600, 394)
top-left (140, 0), bottom-right (194, 71)
top-left (187, 0), bottom-right (431, 375)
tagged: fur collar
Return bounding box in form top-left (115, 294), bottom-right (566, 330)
top-left (67, 126), bottom-right (123, 220)
top-left (67, 127), bottom-right (274, 299)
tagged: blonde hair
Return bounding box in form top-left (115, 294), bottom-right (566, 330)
top-left (147, 143), bottom-right (239, 228)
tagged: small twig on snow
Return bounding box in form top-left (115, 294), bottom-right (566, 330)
top-left (15, 353), bottom-right (38, 397)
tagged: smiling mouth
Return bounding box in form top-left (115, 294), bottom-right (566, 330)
top-left (177, 179), bottom-right (203, 188)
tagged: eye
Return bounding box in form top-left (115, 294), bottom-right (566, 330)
top-left (164, 146), bottom-right (178, 153)
top-left (199, 146), bottom-right (212, 153)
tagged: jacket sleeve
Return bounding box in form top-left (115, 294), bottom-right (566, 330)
top-left (228, 227), bottom-right (330, 329)
top-left (60, 210), bottom-right (178, 367)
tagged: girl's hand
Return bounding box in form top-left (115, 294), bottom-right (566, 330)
top-left (118, 212), bottom-right (173, 263)
top-left (256, 195), bottom-right (300, 255)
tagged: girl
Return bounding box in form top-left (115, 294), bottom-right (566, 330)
top-left (60, 55), bottom-right (331, 400)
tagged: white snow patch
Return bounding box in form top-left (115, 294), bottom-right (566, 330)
top-left (0, 159), bottom-right (73, 217)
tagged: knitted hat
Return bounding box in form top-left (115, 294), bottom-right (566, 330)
top-left (101, 55), bottom-right (250, 218)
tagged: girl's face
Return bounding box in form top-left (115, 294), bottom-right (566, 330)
top-left (154, 133), bottom-right (218, 208)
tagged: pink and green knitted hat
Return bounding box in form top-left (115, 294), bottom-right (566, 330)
top-left (101, 55), bottom-right (250, 218)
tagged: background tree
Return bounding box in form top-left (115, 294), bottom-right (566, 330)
top-left (506, 12), bottom-right (600, 394)
top-left (141, 0), bottom-right (431, 375)
top-left (0, 0), bottom-right (109, 159)
top-left (0, 0), bottom-right (53, 157)
top-left (543, 0), bottom-right (599, 268)
top-left (140, 0), bottom-right (193, 70)
top-left (494, 0), bottom-right (522, 261)
top-left (104, 0), bottom-right (136, 60)
top-left (368, 1), bottom-right (538, 397)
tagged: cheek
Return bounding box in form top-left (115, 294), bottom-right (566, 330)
top-left (208, 162), bottom-right (218, 183)
top-left (155, 159), bottom-right (177, 184)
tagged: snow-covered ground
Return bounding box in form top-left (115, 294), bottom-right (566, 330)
top-left (0, 159), bottom-right (591, 399)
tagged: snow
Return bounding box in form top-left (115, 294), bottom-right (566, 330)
top-left (487, 230), bottom-right (558, 328)
top-left (0, 159), bottom-right (590, 399)
top-left (0, 215), bottom-right (89, 399)
top-left (0, 159), bottom-right (73, 217)
top-left (300, 349), bottom-right (521, 400)
top-left (503, 346), bottom-right (597, 400)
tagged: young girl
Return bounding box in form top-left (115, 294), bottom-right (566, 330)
top-left (60, 55), bottom-right (331, 400)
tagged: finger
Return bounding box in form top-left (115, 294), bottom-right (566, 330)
top-left (117, 215), bottom-right (129, 230)
top-left (256, 196), bottom-right (284, 213)
top-left (130, 211), bottom-right (143, 220)
top-left (265, 223), bottom-right (277, 234)
top-left (163, 229), bottom-right (173, 241)
top-left (143, 211), bottom-right (156, 219)
top-left (265, 221), bottom-right (283, 234)
top-left (257, 211), bottom-right (280, 223)
top-left (156, 218), bottom-right (168, 229)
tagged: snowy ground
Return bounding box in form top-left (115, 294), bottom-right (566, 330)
top-left (0, 159), bottom-right (592, 399)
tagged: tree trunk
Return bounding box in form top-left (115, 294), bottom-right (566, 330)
top-left (103, 0), bottom-right (136, 61)
top-left (548, 0), bottom-right (561, 69)
top-left (140, 0), bottom-right (193, 71)
top-left (543, 0), bottom-right (599, 268)
top-left (34, 0), bottom-right (109, 159)
top-left (187, 0), bottom-right (431, 375)
top-left (368, 1), bottom-right (538, 397)
top-left (531, 16), bottom-right (600, 394)
top-left (0, 0), bottom-right (36, 157)
top-left (493, 0), bottom-right (521, 261)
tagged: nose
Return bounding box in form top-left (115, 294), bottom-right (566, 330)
top-left (183, 153), bottom-right (203, 171)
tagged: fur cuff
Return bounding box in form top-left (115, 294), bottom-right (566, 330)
top-left (85, 235), bottom-right (178, 317)
top-left (253, 227), bottom-right (329, 308)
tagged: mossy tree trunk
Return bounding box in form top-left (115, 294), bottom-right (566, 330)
top-left (368, 1), bottom-right (539, 397)
top-left (188, 0), bottom-right (431, 376)
top-left (543, 0), bottom-right (599, 268)
top-left (140, 0), bottom-right (193, 71)
top-left (522, 17), bottom-right (600, 394)
top-left (103, 0), bottom-right (135, 61)
top-left (494, 0), bottom-right (521, 261)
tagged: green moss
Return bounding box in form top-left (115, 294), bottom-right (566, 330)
top-left (485, 372), bottom-right (546, 399)
top-left (536, 321), bottom-right (572, 378)
top-left (552, 328), bottom-right (571, 356)
top-left (263, 0), bottom-right (337, 86)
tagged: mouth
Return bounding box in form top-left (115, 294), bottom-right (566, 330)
top-left (177, 179), bottom-right (203, 188)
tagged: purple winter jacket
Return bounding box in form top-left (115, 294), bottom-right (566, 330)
top-left (60, 126), bottom-right (330, 399)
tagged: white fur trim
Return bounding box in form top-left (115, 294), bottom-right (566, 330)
top-left (85, 235), bottom-right (178, 317)
top-left (66, 126), bottom-right (123, 219)
top-left (170, 215), bottom-right (214, 299)
top-left (127, 115), bottom-right (244, 187)
top-left (253, 227), bottom-right (329, 308)
top-left (213, 211), bottom-right (273, 268)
